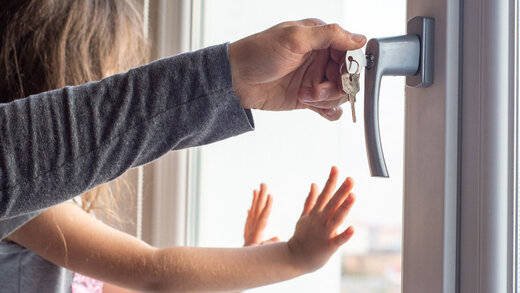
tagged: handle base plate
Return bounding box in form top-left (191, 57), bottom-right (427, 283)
top-left (406, 16), bottom-right (435, 88)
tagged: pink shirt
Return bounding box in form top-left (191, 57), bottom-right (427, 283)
top-left (71, 273), bottom-right (103, 293)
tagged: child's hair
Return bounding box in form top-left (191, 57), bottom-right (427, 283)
top-left (0, 0), bottom-right (149, 218)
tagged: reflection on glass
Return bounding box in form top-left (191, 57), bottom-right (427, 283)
top-left (193, 1), bottom-right (405, 292)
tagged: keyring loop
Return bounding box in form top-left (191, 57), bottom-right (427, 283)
top-left (339, 57), bottom-right (361, 75)
top-left (347, 56), bottom-right (360, 74)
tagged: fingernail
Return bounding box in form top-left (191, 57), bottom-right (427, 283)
top-left (351, 33), bottom-right (365, 42)
top-left (298, 87), bottom-right (314, 102)
top-left (324, 108), bottom-right (337, 117)
top-left (318, 88), bottom-right (328, 101)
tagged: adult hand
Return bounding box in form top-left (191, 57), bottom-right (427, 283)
top-left (228, 19), bottom-right (366, 121)
top-left (243, 183), bottom-right (279, 247)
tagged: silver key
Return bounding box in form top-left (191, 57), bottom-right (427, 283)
top-left (342, 73), bottom-right (360, 122)
top-left (340, 49), bottom-right (365, 123)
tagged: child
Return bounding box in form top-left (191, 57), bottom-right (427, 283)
top-left (0, 0), bottom-right (357, 292)
top-left (2, 168), bottom-right (355, 292)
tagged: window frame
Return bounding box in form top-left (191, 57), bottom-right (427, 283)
top-left (145, 0), bottom-right (193, 247)
top-left (458, 0), bottom-right (517, 292)
top-left (402, 1), bottom-right (460, 292)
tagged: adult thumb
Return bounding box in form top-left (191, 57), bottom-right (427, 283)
top-left (304, 24), bottom-right (366, 51)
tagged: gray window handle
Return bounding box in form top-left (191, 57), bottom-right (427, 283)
top-left (364, 16), bottom-right (434, 177)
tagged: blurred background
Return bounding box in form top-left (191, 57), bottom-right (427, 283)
top-left (190, 1), bottom-right (406, 292)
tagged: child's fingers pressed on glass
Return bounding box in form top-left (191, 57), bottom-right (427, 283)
top-left (257, 194), bottom-right (273, 230)
top-left (254, 184), bottom-right (268, 218)
top-left (333, 226), bottom-right (355, 246)
top-left (313, 166), bottom-right (339, 212)
top-left (327, 193), bottom-right (355, 232)
top-left (302, 183), bottom-right (319, 216)
top-left (323, 177), bottom-right (354, 219)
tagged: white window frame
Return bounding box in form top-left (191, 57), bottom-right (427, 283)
top-left (459, 0), bottom-right (517, 292)
top-left (146, 0), bottom-right (193, 247)
top-left (402, 1), bottom-right (460, 292)
top-left (406, 0), bottom-right (517, 292)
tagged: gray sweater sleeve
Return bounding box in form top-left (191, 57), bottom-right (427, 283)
top-left (0, 43), bottom-right (254, 219)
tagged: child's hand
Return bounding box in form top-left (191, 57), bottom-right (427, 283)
top-left (243, 184), bottom-right (279, 246)
top-left (288, 166), bottom-right (355, 273)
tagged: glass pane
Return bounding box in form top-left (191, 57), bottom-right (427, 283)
top-left (193, 1), bottom-right (405, 292)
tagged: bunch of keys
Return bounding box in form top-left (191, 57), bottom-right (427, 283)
top-left (340, 49), bottom-right (366, 123)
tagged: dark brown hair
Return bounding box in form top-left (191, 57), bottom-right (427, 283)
top-left (0, 0), bottom-right (149, 217)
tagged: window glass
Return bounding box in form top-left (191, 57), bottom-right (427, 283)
top-left (194, 1), bottom-right (405, 292)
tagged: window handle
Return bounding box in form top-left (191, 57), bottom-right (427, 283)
top-left (364, 16), bottom-right (434, 177)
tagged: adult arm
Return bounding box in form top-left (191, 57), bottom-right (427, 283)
top-left (0, 44), bottom-right (252, 219)
top-left (0, 19), bottom-right (365, 219)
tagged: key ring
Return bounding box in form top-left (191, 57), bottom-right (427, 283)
top-left (339, 56), bottom-right (361, 75)
top-left (347, 56), bottom-right (360, 74)
top-left (341, 49), bottom-right (367, 76)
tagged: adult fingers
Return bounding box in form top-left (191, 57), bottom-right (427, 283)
top-left (325, 59), bottom-right (341, 86)
top-left (300, 49), bottom-right (329, 88)
top-left (298, 81), bottom-right (345, 106)
top-left (302, 95), bottom-right (350, 110)
top-left (295, 18), bottom-right (327, 27)
top-left (307, 106), bottom-right (344, 121)
top-left (277, 18), bottom-right (327, 29)
top-left (312, 166), bottom-right (339, 212)
top-left (330, 48), bottom-right (346, 65)
top-left (302, 23), bottom-right (366, 52)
